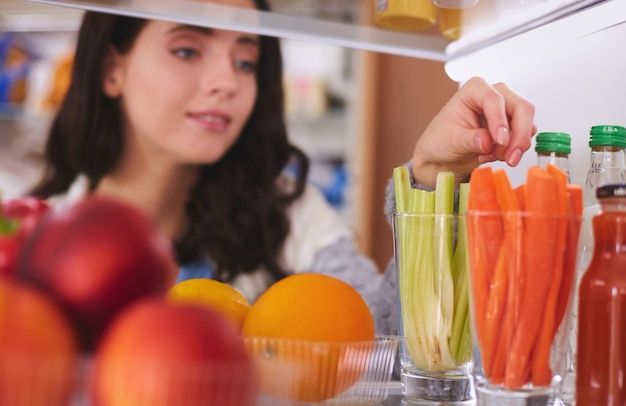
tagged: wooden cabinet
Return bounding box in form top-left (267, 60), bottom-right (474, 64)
top-left (358, 53), bottom-right (457, 271)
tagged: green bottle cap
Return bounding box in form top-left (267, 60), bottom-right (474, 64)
top-left (535, 132), bottom-right (571, 154)
top-left (589, 125), bottom-right (626, 147)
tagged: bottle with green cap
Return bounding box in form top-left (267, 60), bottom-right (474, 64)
top-left (535, 131), bottom-right (572, 181)
top-left (580, 124), bottom-right (626, 299)
top-left (583, 125), bottom-right (626, 207)
top-left (562, 124), bottom-right (626, 406)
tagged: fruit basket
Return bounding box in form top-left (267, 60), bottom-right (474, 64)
top-left (245, 335), bottom-right (401, 405)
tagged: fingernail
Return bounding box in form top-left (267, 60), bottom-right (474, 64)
top-left (478, 154), bottom-right (496, 164)
top-left (475, 135), bottom-right (484, 152)
top-left (507, 149), bottom-right (522, 166)
top-left (497, 126), bottom-right (510, 145)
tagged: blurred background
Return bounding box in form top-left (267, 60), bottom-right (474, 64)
top-left (0, 0), bottom-right (461, 272)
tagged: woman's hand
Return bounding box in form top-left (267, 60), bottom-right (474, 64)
top-left (412, 77), bottom-right (537, 188)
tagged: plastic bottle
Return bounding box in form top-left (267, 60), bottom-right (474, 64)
top-left (535, 131), bottom-right (571, 182)
top-left (562, 125), bottom-right (626, 405)
top-left (576, 183), bottom-right (626, 405)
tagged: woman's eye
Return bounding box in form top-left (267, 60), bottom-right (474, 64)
top-left (172, 48), bottom-right (199, 60)
top-left (235, 60), bottom-right (258, 73)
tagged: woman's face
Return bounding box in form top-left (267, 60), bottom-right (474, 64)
top-left (104, 0), bottom-right (259, 166)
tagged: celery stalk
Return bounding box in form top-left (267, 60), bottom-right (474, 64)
top-left (393, 166), bottom-right (410, 213)
top-left (408, 189), bottom-right (440, 369)
top-left (402, 189), bottom-right (432, 368)
top-left (450, 183), bottom-right (472, 363)
top-left (434, 172), bottom-right (455, 336)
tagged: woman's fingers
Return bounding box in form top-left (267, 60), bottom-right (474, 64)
top-left (410, 77), bottom-right (536, 188)
top-left (492, 82), bottom-right (536, 166)
top-left (459, 78), bottom-right (536, 166)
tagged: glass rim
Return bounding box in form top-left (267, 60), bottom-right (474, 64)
top-left (393, 212), bottom-right (458, 218)
top-left (465, 209), bottom-right (581, 220)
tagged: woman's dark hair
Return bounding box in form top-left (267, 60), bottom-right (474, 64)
top-left (32, 0), bottom-right (310, 283)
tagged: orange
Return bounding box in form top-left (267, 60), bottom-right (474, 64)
top-left (242, 273), bottom-right (375, 402)
top-left (166, 278), bottom-right (251, 329)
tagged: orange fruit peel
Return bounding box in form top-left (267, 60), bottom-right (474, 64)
top-left (167, 278), bottom-right (251, 329)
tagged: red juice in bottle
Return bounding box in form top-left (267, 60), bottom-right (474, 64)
top-left (576, 184), bottom-right (626, 405)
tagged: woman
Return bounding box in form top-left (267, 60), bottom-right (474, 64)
top-left (32, 0), bottom-right (536, 334)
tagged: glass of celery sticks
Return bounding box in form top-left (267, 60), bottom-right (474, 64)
top-left (392, 167), bottom-right (474, 403)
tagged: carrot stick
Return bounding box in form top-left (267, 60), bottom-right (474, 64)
top-left (513, 184), bottom-right (526, 211)
top-left (531, 164), bottom-right (569, 386)
top-left (483, 170), bottom-right (520, 381)
top-left (505, 166), bottom-right (561, 389)
top-left (467, 166), bottom-right (503, 283)
top-left (483, 247), bottom-right (507, 378)
top-left (467, 167), bottom-right (503, 368)
top-left (553, 184), bottom-right (583, 333)
top-left (490, 320), bottom-right (509, 385)
top-left (509, 183), bottom-right (526, 375)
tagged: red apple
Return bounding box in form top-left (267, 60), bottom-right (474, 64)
top-left (0, 196), bottom-right (50, 277)
top-left (91, 299), bottom-right (257, 406)
top-left (2, 196), bottom-right (51, 237)
top-left (0, 278), bottom-right (78, 406)
top-left (17, 196), bottom-right (177, 350)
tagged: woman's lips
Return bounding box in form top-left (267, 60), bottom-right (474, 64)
top-left (187, 111), bottom-right (231, 132)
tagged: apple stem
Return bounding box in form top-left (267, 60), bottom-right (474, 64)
top-left (0, 196), bottom-right (19, 236)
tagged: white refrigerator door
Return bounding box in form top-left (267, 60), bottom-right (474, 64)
top-left (445, 1), bottom-right (626, 188)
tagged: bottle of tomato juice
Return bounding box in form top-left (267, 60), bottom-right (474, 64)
top-left (576, 183), bottom-right (626, 405)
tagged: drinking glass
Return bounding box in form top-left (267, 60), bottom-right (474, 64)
top-left (465, 210), bottom-right (581, 405)
top-left (392, 212), bottom-right (473, 403)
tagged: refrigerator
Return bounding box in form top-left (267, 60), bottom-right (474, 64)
top-left (444, 0), bottom-right (626, 189)
top-left (2, 0), bottom-right (623, 193)
top-left (1, 0), bottom-right (625, 405)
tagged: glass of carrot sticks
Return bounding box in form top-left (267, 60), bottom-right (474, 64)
top-left (465, 165), bottom-right (582, 405)
top-left (392, 167), bottom-right (473, 402)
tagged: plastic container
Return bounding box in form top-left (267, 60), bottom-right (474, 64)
top-left (438, 7), bottom-right (462, 41)
top-left (244, 336), bottom-right (400, 405)
top-left (1, 336), bottom-right (399, 406)
top-left (374, 0), bottom-right (436, 32)
top-left (433, 0), bottom-right (479, 9)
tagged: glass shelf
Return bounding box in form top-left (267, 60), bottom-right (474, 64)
top-left (0, 0), bottom-right (83, 31)
top-left (4, 0), bottom-right (450, 61)
top-left (2, 0), bottom-right (613, 62)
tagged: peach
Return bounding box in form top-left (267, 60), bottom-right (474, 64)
top-left (0, 278), bottom-right (78, 406)
top-left (91, 298), bottom-right (257, 406)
